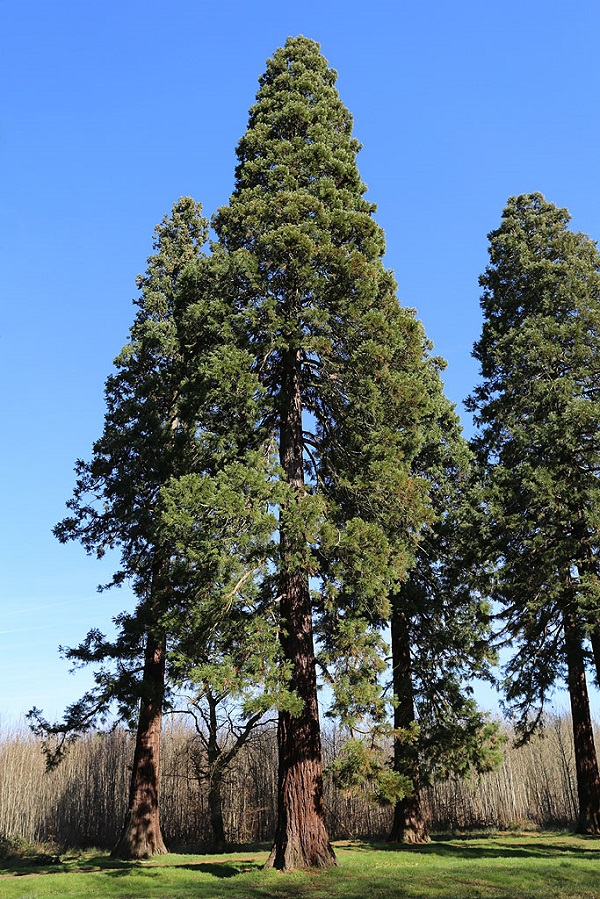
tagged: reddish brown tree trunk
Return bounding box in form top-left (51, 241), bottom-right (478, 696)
top-left (563, 607), bottom-right (600, 834)
top-left (111, 633), bottom-right (168, 859)
top-left (387, 601), bottom-right (429, 844)
top-left (265, 348), bottom-right (336, 871)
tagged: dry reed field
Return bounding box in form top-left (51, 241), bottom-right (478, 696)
top-left (0, 714), bottom-right (589, 851)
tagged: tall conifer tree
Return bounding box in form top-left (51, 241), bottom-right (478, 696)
top-left (214, 36), bottom-right (432, 869)
top-left (468, 193), bottom-right (600, 833)
top-left (45, 198), bottom-right (210, 858)
top-left (36, 199), bottom-right (273, 857)
top-left (388, 379), bottom-right (501, 843)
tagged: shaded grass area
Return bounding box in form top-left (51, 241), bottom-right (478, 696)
top-left (1, 833), bottom-right (600, 898)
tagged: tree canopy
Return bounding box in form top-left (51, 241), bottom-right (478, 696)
top-left (467, 192), bottom-right (600, 832)
top-left (37, 37), bottom-right (530, 868)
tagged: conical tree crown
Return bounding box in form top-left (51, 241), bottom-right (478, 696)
top-left (214, 36), bottom-right (387, 320)
top-left (215, 35), bottom-right (431, 590)
top-left (470, 193), bottom-right (600, 452)
top-left (217, 35), bottom-right (377, 235)
top-left (214, 36), bottom-right (428, 456)
top-left (54, 199), bottom-right (210, 576)
top-left (474, 193), bottom-right (600, 386)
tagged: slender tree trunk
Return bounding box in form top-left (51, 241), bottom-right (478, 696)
top-left (207, 769), bottom-right (228, 853)
top-left (111, 632), bottom-right (168, 859)
top-left (205, 689), bottom-right (228, 853)
top-left (562, 606), bottom-right (600, 834)
top-left (387, 599), bottom-right (429, 844)
top-left (266, 348), bottom-right (336, 871)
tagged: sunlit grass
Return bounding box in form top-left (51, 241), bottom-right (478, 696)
top-left (1, 833), bottom-right (600, 898)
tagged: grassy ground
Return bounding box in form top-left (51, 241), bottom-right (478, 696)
top-left (1, 833), bottom-right (600, 898)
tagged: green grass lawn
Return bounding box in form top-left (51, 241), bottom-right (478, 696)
top-left (1, 833), bottom-right (600, 898)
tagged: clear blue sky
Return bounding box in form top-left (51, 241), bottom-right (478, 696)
top-left (1, 0), bottom-right (598, 723)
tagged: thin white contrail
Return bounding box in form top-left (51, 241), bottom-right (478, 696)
top-left (2, 598), bottom-right (93, 618)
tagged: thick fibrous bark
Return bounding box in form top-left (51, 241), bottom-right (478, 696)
top-left (563, 608), bottom-right (600, 834)
top-left (112, 634), bottom-right (168, 859)
top-left (266, 350), bottom-right (336, 871)
top-left (387, 603), bottom-right (429, 844)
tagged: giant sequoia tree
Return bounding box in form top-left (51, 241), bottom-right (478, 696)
top-left (213, 36), bottom-right (432, 869)
top-left (35, 198), bottom-right (273, 858)
top-left (467, 193), bottom-right (600, 833)
top-left (38, 198), bottom-right (210, 858)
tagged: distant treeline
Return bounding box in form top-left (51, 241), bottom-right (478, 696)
top-left (0, 714), bottom-right (588, 850)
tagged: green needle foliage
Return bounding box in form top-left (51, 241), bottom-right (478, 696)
top-left (467, 192), bottom-right (600, 832)
top-left (34, 198), bottom-right (213, 857)
top-left (34, 198), bottom-right (278, 858)
top-left (34, 198), bottom-right (210, 726)
top-left (387, 370), bottom-right (503, 842)
top-left (213, 35), bottom-right (433, 869)
top-left (328, 367), bottom-right (503, 842)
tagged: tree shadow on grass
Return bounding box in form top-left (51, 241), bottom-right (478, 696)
top-left (169, 860), bottom-right (264, 877)
top-left (338, 837), bottom-right (600, 862)
top-left (102, 860), bottom-right (261, 879)
top-left (1, 853), bottom-right (131, 878)
top-left (1, 861), bottom-right (66, 878)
